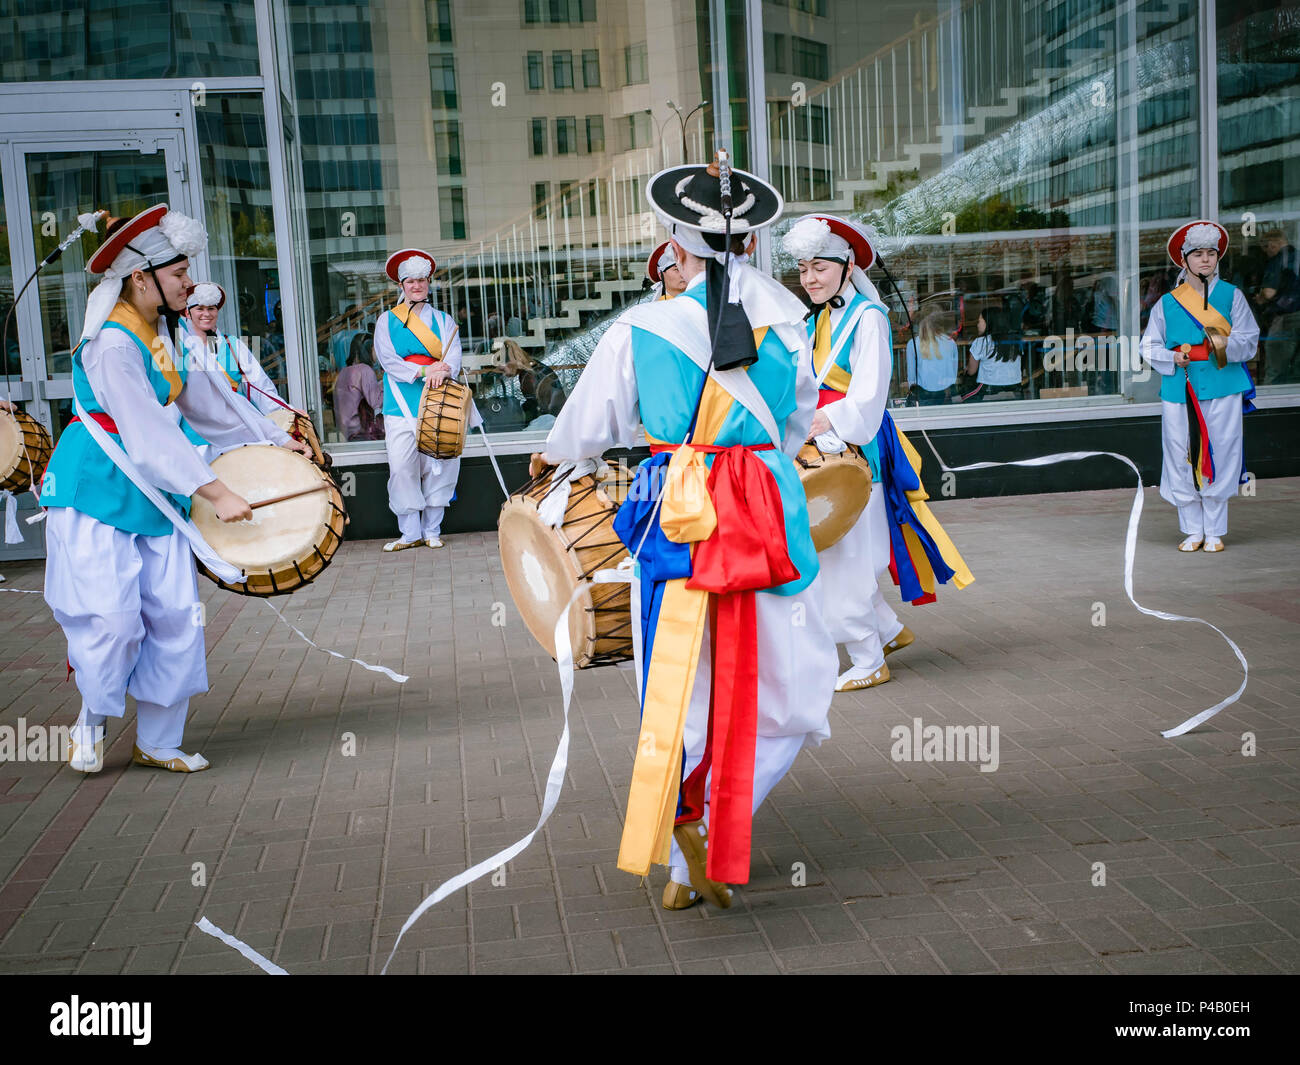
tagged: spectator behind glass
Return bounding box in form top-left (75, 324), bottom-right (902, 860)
top-left (904, 309), bottom-right (958, 405)
top-left (1051, 266), bottom-right (1077, 336)
top-left (333, 331), bottom-right (385, 441)
top-left (1257, 228), bottom-right (1300, 384)
top-left (962, 306), bottom-right (1023, 402)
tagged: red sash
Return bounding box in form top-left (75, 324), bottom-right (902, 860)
top-left (647, 438), bottom-right (799, 883)
top-left (68, 412), bottom-right (120, 434)
top-left (403, 353), bottom-right (435, 366)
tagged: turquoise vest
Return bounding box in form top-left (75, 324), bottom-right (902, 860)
top-left (1157, 281), bottom-right (1250, 403)
top-left (41, 324), bottom-right (194, 536)
top-left (629, 285), bottom-right (818, 596)
top-left (804, 292), bottom-right (892, 478)
top-left (381, 307), bottom-right (452, 417)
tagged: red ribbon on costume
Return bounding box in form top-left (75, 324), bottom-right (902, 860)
top-left (403, 353), bottom-right (436, 366)
top-left (68, 412), bottom-right (120, 434)
top-left (816, 386), bottom-right (843, 409)
top-left (649, 440), bottom-right (800, 883)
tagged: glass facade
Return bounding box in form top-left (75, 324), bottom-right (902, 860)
top-left (1, 0), bottom-right (1297, 453)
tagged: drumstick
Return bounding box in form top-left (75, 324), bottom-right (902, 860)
top-left (249, 483), bottom-right (330, 510)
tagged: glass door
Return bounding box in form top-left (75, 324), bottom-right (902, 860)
top-left (3, 130), bottom-right (200, 441)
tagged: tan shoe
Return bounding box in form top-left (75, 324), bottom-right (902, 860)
top-left (1202, 536), bottom-right (1224, 553)
top-left (132, 745), bottom-right (209, 773)
top-left (661, 881), bottom-right (703, 910)
top-left (883, 626), bottom-right (915, 657)
top-left (1178, 536), bottom-right (1203, 552)
top-left (425, 536), bottom-right (444, 549)
top-left (671, 820), bottom-right (734, 909)
top-left (835, 662), bottom-right (891, 692)
top-left (383, 538), bottom-right (422, 553)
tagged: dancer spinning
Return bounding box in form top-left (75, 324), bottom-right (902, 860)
top-left (784, 214), bottom-right (974, 691)
top-left (39, 204), bottom-right (308, 773)
top-left (535, 155), bottom-right (837, 910)
top-left (1140, 220), bottom-right (1259, 552)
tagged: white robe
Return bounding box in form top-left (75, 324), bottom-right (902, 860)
top-left (374, 302), bottom-right (472, 540)
top-left (1140, 278), bottom-right (1259, 537)
top-left (543, 271), bottom-right (838, 883)
top-left (44, 316), bottom-right (292, 745)
top-left (816, 283), bottom-right (902, 669)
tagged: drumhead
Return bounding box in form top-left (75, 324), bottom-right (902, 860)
top-left (799, 450), bottom-right (871, 553)
top-left (0, 410), bottom-right (21, 481)
top-left (266, 408), bottom-right (295, 434)
top-left (193, 445), bottom-right (333, 571)
top-left (498, 497), bottom-right (594, 661)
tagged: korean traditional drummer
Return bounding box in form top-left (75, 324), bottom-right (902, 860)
top-left (646, 240), bottom-right (685, 299)
top-left (533, 154), bottom-right (838, 911)
top-left (1139, 220), bottom-right (1260, 552)
top-left (38, 204), bottom-right (310, 773)
top-left (784, 214), bottom-right (975, 692)
top-left (373, 248), bottom-right (479, 551)
top-left (181, 282), bottom-right (287, 415)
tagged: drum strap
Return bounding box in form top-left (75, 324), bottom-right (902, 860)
top-left (391, 302), bottom-right (445, 362)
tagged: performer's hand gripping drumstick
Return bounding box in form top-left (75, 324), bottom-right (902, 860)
top-left (195, 480), bottom-right (253, 523)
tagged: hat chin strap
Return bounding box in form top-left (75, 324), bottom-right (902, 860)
top-left (804, 258), bottom-right (850, 320)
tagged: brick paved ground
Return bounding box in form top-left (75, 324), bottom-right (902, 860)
top-left (0, 477), bottom-right (1297, 975)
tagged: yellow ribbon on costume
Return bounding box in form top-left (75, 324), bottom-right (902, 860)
top-left (108, 302), bottom-right (182, 404)
top-left (659, 443), bottom-right (717, 543)
top-left (618, 374), bottom-right (737, 875)
top-left (1170, 283), bottom-right (1232, 337)
top-left (813, 307), bottom-right (853, 393)
top-left (897, 429), bottom-right (975, 590)
top-left (391, 301), bottom-right (446, 361)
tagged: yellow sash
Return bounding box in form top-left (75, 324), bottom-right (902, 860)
top-left (391, 302), bottom-right (445, 362)
top-left (107, 302), bottom-right (182, 404)
top-left (812, 307), bottom-right (853, 393)
top-left (618, 374), bottom-right (738, 875)
top-left (1170, 283), bottom-right (1232, 337)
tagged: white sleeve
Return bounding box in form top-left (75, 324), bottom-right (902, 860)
top-left (544, 321), bottom-right (640, 461)
top-left (1139, 301), bottom-right (1178, 377)
top-left (783, 327), bottom-right (816, 458)
top-left (233, 335), bottom-right (284, 414)
top-left (438, 312), bottom-right (463, 376)
top-left (1227, 288), bottom-right (1260, 364)
top-left (176, 357), bottom-right (294, 450)
top-left (82, 333), bottom-right (216, 496)
top-left (823, 308), bottom-right (890, 446)
top-left (374, 312), bottom-right (423, 385)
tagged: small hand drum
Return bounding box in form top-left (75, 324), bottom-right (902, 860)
top-left (796, 442), bottom-right (872, 553)
top-left (417, 380), bottom-right (472, 459)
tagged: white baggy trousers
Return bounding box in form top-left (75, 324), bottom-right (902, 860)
top-left (384, 413), bottom-right (460, 541)
top-left (668, 575), bottom-right (838, 884)
top-left (43, 507), bottom-right (206, 749)
top-left (1159, 396), bottom-right (1243, 538)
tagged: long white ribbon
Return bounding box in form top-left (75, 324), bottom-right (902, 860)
top-left (916, 431), bottom-right (1248, 739)
top-left (0, 489), bottom-right (20, 544)
top-left (194, 917), bottom-right (288, 975)
top-left (260, 598), bottom-right (409, 684)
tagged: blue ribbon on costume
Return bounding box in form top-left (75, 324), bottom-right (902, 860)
top-left (612, 452), bottom-right (692, 698)
top-left (874, 411), bottom-right (955, 602)
top-left (1240, 367), bottom-right (1256, 484)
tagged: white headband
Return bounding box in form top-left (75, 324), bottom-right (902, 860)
top-left (187, 282), bottom-right (223, 308)
top-left (81, 210), bottom-right (207, 342)
top-left (397, 256), bottom-right (432, 281)
top-left (1182, 223), bottom-right (1223, 259)
top-left (656, 245), bottom-right (677, 275)
top-left (782, 217), bottom-right (851, 262)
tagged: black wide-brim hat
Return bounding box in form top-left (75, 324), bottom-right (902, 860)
top-left (648, 160), bottom-right (783, 236)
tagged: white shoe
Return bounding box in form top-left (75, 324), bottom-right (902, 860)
top-left (424, 536), bottom-right (444, 549)
top-left (1178, 535), bottom-right (1203, 552)
top-left (66, 727), bottom-right (104, 773)
top-left (835, 663), bottom-right (891, 692)
top-left (1202, 536), bottom-right (1224, 553)
top-left (383, 538), bottom-right (422, 553)
top-left (132, 744), bottom-right (210, 773)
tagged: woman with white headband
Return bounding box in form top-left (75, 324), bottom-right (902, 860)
top-left (645, 240), bottom-right (685, 299)
top-left (374, 248), bottom-right (477, 551)
top-left (783, 214), bottom-right (974, 692)
top-left (1139, 221), bottom-right (1259, 552)
top-left (183, 282), bottom-right (286, 416)
top-left (39, 204), bottom-right (309, 774)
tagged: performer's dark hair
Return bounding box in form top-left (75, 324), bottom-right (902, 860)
top-left (699, 232), bottom-right (748, 255)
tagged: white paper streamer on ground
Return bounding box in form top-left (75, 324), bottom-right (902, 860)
top-left (260, 598), bottom-right (409, 684)
top-left (916, 430), bottom-right (1247, 739)
top-left (194, 917), bottom-right (288, 975)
